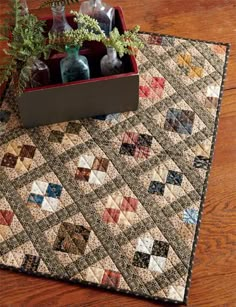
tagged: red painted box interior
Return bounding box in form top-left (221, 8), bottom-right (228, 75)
top-left (25, 7), bottom-right (138, 93)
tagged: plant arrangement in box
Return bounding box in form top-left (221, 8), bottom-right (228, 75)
top-left (0, 0), bottom-right (143, 96)
top-left (50, 11), bottom-right (144, 76)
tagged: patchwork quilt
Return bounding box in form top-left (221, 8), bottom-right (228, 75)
top-left (0, 33), bottom-right (230, 304)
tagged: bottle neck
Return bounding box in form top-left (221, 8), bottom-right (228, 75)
top-left (66, 46), bottom-right (80, 59)
top-left (89, 0), bottom-right (102, 7)
top-left (19, 0), bottom-right (29, 15)
top-left (51, 5), bottom-right (67, 26)
top-left (107, 47), bottom-right (117, 60)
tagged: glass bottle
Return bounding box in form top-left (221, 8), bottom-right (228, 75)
top-left (19, 0), bottom-right (29, 15)
top-left (30, 58), bottom-right (50, 88)
top-left (60, 45), bottom-right (90, 83)
top-left (49, 4), bottom-right (72, 34)
top-left (100, 47), bottom-right (124, 76)
top-left (79, 0), bottom-right (115, 36)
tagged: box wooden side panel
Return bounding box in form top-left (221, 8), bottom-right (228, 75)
top-left (18, 75), bottom-right (139, 128)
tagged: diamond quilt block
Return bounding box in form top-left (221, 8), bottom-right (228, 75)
top-left (164, 108), bottom-right (195, 135)
top-left (53, 222), bottom-right (91, 255)
top-left (75, 155), bottom-right (109, 185)
top-left (120, 131), bottom-right (153, 159)
top-left (27, 181), bottom-right (63, 212)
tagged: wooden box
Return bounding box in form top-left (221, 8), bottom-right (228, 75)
top-left (18, 7), bottom-right (139, 128)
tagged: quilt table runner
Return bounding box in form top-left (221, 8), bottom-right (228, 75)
top-left (0, 33), bottom-right (230, 304)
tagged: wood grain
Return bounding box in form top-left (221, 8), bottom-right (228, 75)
top-left (0, 0), bottom-right (236, 306)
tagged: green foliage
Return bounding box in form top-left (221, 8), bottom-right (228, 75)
top-left (40, 0), bottom-right (80, 8)
top-left (0, 0), bottom-right (23, 41)
top-left (0, 0), bottom-right (61, 96)
top-left (102, 26), bottom-right (144, 57)
top-left (50, 11), bottom-right (144, 57)
top-left (49, 13), bottom-right (104, 47)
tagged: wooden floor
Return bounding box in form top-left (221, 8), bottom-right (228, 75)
top-left (1, 0), bottom-right (236, 306)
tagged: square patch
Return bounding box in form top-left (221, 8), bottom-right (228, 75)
top-left (41, 197), bottom-right (58, 212)
top-left (31, 181), bottom-right (48, 195)
top-left (88, 170), bottom-right (106, 185)
top-left (78, 155), bottom-right (95, 169)
top-left (136, 237), bottom-right (154, 254)
top-left (119, 143), bottom-right (136, 156)
top-left (46, 183), bottom-right (63, 199)
top-left (66, 122), bottom-right (82, 135)
top-left (207, 85), bottom-right (221, 98)
top-left (28, 193), bottom-right (44, 206)
top-left (122, 132), bottom-right (139, 144)
top-left (137, 134), bottom-right (153, 147)
top-left (120, 197), bottom-right (138, 212)
top-left (75, 168), bottom-right (91, 181)
top-left (21, 254), bottom-right (40, 272)
top-left (27, 181), bottom-right (63, 212)
top-left (102, 208), bottom-right (120, 224)
top-left (166, 170), bottom-right (183, 186)
top-left (183, 208), bottom-right (199, 224)
top-left (134, 146), bottom-right (150, 159)
top-left (148, 181), bottom-right (165, 195)
top-left (19, 145), bottom-right (36, 159)
top-left (86, 266), bottom-right (105, 284)
top-left (101, 270), bottom-right (121, 288)
top-left (1, 153), bottom-right (18, 168)
top-left (0, 210), bottom-right (14, 226)
top-left (148, 255), bottom-right (166, 272)
top-left (53, 222), bottom-right (91, 255)
top-left (48, 130), bottom-right (64, 143)
top-left (92, 157), bottom-right (109, 172)
top-left (193, 156), bottom-right (209, 170)
top-left (133, 251), bottom-right (150, 269)
top-left (164, 108), bottom-right (195, 135)
top-left (151, 240), bottom-right (169, 258)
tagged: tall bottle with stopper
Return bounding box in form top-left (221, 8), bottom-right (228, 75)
top-left (49, 4), bottom-right (73, 34)
top-left (79, 0), bottom-right (115, 36)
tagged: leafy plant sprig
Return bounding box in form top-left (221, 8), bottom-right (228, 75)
top-left (40, 0), bottom-right (80, 8)
top-left (0, 0), bottom-right (25, 41)
top-left (48, 13), bottom-right (104, 47)
top-left (103, 26), bottom-right (143, 57)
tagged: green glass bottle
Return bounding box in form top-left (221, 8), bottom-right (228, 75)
top-left (60, 46), bottom-right (90, 83)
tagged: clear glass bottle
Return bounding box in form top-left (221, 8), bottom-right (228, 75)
top-left (100, 47), bottom-right (124, 76)
top-left (19, 0), bottom-right (29, 15)
top-left (79, 0), bottom-right (115, 36)
top-left (60, 45), bottom-right (90, 83)
top-left (30, 58), bottom-right (50, 88)
top-left (49, 4), bottom-right (72, 34)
